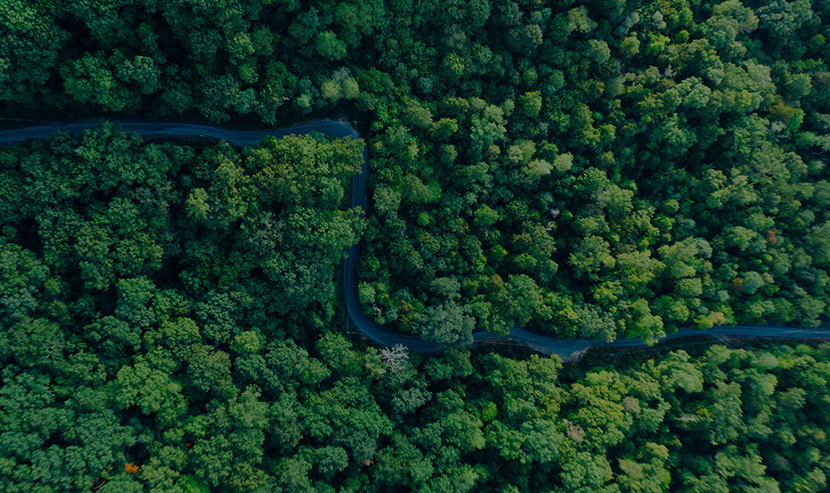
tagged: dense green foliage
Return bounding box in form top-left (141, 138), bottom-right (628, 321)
top-left (352, 0), bottom-right (830, 344)
top-left (2, 139), bottom-right (830, 490)
top-left (4, 0), bottom-right (828, 345)
top-left (2, 0), bottom-right (830, 490)
top-left (0, 127), bottom-right (366, 491)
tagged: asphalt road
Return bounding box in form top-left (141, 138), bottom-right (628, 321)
top-left (2, 119), bottom-right (829, 361)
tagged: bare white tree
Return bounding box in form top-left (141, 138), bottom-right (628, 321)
top-left (380, 344), bottom-right (409, 371)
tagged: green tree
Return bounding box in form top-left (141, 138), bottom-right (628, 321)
top-left (316, 31), bottom-right (347, 61)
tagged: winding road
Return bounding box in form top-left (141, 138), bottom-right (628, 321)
top-left (2, 119), bottom-right (830, 361)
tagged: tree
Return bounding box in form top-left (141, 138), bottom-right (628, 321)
top-left (412, 302), bottom-right (475, 345)
top-left (183, 344), bottom-right (233, 396)
top-left (519, 91), bottom-right (542, 118)
top-left (190, 435), bottom-right (234, 488)
top-left (573, 304), bottom-right (617, 341)
top-left (60, 52), bottom-right (130, 112)
top-left (115, 351), bottom-right (186, 427)
top-left (570, 236), bottom-right (615, 280)
top-left (619, 36), bottom-right (640, 58)
top-left (116, 55), bottom-right (161, 95)
top-left (198, 74), bottom-right (242, 123)
top-left (303, 378), bottom-right (393, 462)
top-left (559, 451), bottom-right (615, 491)
top-left (806, 221), bottom-right (830, 266)
top-left (0, 0), bottom-right (68, 104)
top-left (616, 443), bottom-right (672, 493)
top-left (380, 344), bottom-right (409, 371)
top-left (315, 31), bottom-right (347, 61)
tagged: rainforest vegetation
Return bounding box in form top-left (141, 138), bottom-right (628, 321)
top-left (1, 0), bottom-right (830, 490)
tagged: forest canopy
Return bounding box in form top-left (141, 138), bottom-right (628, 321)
top-left (3, 0), bottom-right (828, 343)
top-left (0, 126), bottom-right (367, 491)
top-left (2, 0), bottom-right (830, 491)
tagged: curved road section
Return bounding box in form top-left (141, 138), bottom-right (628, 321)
top-left (2, 120), bottom-right (830, 361)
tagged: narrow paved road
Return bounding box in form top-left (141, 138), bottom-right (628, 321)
top-left (2, 120), bottom-right (829, 361)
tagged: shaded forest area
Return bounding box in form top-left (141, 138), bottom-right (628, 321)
top-left (2, 0), bottom-right (830, 491)
top-left (3, 0), bottom-right (829, 344)
top-left (0, 127), bottom-right (368, 491)
top-left (2, 131), bottom-right (830, 490)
